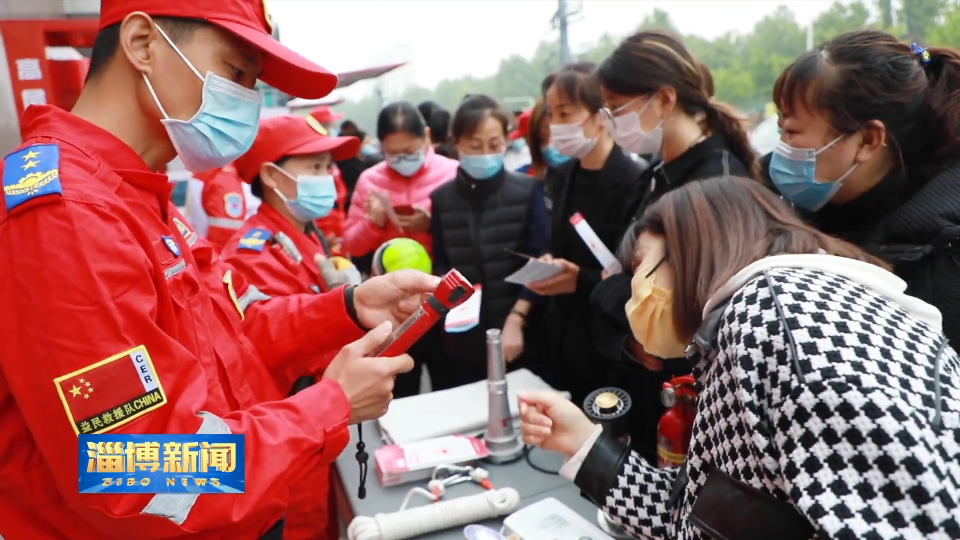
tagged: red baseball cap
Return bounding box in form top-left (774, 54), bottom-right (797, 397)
top-left (234, 115), bottom-right (361, 182)
top-left (509, 108), bottom-right (533, 141)
top-left (310, 106), bottom-right (344, 125)
top-left (99, 0), bottom-right (337, 99)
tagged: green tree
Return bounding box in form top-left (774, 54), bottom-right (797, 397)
top-left (927, 2), bottom-right (960, 47)
top-left (878, 0), bottom-right (895, 28)
top-left (901, 0), bottom-right (947, 41)
top-left (578, 33), bottom-right (619, 65)
top-left (637, 8), bottom-right (680, 35)
top-left (814, 1), bottom-right (871, 45)
top-left (335, 0), bottom-right (957, 127)
top-left (741, 7), bottom-right (806, 107)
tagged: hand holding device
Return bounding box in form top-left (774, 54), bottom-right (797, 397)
top-left (353, 270), bottom-right (442, 330)
top-left (324, 322), bottom-right (415, 424)
top-left (395, 205), bottom-right (431, 233)
top-left (372, 270), bottom-right (476, 357)
top-left (352, 270), bottom-right (475, 500)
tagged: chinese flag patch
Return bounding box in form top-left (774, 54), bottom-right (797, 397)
top-left (54, 345), bottom-right (167, 435)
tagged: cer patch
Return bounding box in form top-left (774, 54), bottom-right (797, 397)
top-left (54, 345), bottom-right (167, 435)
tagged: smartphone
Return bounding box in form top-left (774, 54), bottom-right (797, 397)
top-left (393, 204), bottom-right (416, 216)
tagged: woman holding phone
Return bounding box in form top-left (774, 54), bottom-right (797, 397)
top-left (342, 101), bottom-right (459, 261)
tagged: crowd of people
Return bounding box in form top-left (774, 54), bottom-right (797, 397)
top-left (0, 0), bottom-right (957, 538)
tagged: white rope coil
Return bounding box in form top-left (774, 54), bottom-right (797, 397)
top-left (347, 487), bottom-right (521, 540)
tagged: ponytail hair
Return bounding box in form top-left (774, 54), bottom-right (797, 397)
top-left (918, 45), bottom-right (960, 176)
top-left (597, 30), bottom-right (758, 179)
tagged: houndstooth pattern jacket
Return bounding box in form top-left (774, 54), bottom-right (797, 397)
top-left (579, 266), bottom-right (960, 539)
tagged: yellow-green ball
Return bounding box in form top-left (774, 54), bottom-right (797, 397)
top-left (373, 238), bottom-right (432, 276)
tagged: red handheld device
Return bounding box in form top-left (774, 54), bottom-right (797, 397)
top-left (356, 270), bottom-right (475, 501)
top-left (393, 204), bottom-right (416, 216)
top-left (373, 269), bottom-right (476, 357)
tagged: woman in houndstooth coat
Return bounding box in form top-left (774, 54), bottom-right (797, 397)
top-left (519, 176), bottom-right (960, 540)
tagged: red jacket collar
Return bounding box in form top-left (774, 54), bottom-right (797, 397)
top-left (21, 105), bottom-right (176, 199)
top-left (20, 105), bottom-right (153, 172)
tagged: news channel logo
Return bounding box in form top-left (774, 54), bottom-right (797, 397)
top-left (78, 434), bottom-right (245, 494)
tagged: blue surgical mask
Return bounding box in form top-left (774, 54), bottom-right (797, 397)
top-left (144, 24), bottom-right (261, 173)
top-left (542, 144), bottom-right (571, 168)
top-left (271, 165), bottom-right (337, 221)
top-left (360, 144), bottom-right (377, 157)
top-left (769, 135), bottom-right (857, 212)
top-left (387, 148), bottom-right (426, 177)
top-left (460, 152), bottom-right (504, 180)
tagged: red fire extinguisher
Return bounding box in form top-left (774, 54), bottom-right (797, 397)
top-left (657, 375), bottom-right (697, 469)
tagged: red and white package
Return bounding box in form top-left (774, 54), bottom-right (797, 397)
top-left (569, 212), bottom-right (622, 274)
top-left (374, 435), bottom-right (489, 488)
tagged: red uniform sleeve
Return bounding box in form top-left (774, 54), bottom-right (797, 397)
top-left (0, 201), bottom-right (348, 537)
top-left (314, 173), bottom-right (346, 241)
top-left (202, 170), bottom-right (245, 247)
top-left (342, 174), bottom-right (388, 256)
top-left (224, 250), bottom-right (365, 378)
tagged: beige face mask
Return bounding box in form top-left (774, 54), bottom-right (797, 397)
top-left (624, 262), bottom-right (689, 360)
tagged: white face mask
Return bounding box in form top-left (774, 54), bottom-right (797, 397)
top-left (142, 24), bottom-right (261, 173)
top-left (549, 122), bottom-right (598, 158)
top-left (605, 97), bottom-right (664, 155)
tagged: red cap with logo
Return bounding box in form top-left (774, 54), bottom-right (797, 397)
top-left (234, 115), bottom-right (361, 182)
top-left (509, 108), bottom-right (533, 141)
top-left (98, 0), bottom-right (337, 99)
top-left (309, 106), bottom-right (344, 125)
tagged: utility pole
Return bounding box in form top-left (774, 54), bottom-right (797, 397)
top-left (558, 0), bottom-right (572, 67)
top-left (374, 82), bottom-right (385, 112)
top-left (552, 0), bottom-right (581, 68)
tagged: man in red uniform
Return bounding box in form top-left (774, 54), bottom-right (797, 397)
top-left (309, 106), bottom-right (343, 135)
top-left (225, 114), bottom-right (361, 539)
top-left (195, 162), bottom-right (246, 246)
top-left (0, 1), bottom-right (440, 539)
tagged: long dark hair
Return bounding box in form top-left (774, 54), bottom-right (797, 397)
top-left (428, 108), bottom-right (452, 146)
top-left (625, 176), bottom-right (887, 337)
top-left (377, 101), bottom-right (426, 141)
top-left (527, 99), bottom-right (548, 175)
top-left (774, 29), bottom-right (960, 183)
top-left (597, 30), bottom-right (758, 178)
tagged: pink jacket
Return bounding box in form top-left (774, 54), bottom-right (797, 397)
top-left (343, 146), bottom-right (459, 257)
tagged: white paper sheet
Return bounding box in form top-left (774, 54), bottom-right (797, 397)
top-left (570, 212), bottom-right (622, 274)
top-left (445, 285), bottom-right (482, 333)
top-left (504, 259), bottom-right (564, 285)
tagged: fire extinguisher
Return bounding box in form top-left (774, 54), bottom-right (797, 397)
top-left (657, 374), bottom-right (697, 469)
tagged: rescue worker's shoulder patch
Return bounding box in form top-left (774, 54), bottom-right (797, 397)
top-left (53, 345), bottom-right (167, 435)
top-left (238, 227), bottom-right (272, 252)
top-left (224, 192), bottom-right (244, 218)
top-left (3, 144), bottom-right (62, 211)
